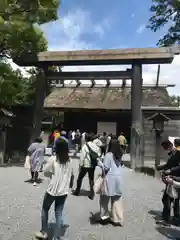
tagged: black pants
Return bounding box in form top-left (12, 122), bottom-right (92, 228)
top-left (162, 190), bottom-right (180, 222)
top-left (101, 146), bottom-right (106, 156)
top-left (75, 167), bottom-right (95, 197)
top-left (31, 171), bottom-right (39, 183)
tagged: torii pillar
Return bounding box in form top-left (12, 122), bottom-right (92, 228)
top-left (130, 62), bottom-right (144, 170)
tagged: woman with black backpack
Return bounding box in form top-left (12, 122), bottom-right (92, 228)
top-left (72, 133), bottom-right (101, 200)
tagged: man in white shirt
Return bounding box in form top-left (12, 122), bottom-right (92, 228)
top-left (72, 133), bottom-right (101, 200)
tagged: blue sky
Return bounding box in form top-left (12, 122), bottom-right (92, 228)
top-left (33, 1), bottom-right (180, 94)
top-left (41, 0), bottom-right (167, 50)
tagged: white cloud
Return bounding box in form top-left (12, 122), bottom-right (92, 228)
top-left (40, 9), bottom-right (109, 51)
top-left (9, 8), bottom-right (180, 96)
top-left (136, 24), bottom-right (145, 34)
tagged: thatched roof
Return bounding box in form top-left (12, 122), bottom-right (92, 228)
top-left (44, 87), bottom-right (173, 110)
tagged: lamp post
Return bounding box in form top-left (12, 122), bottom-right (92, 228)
top-left (147, 113), bottom-right (170, 172)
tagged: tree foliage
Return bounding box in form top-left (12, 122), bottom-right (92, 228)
top-left (148, 0), bottom-right (180, 46)
top-left (170, 94), bottom-right (180, 106)
top-left (0, 61), bottom-right (36, 105)
top-left (0, 0), bottom-right (60, 105)
top-left (0, 0), bottom-right (60, 60)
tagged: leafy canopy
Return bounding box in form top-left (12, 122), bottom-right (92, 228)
top-left (170, 94), bottom-right (180, 106)
top-left (0, 0), bottom-right (60, 105)
top-left (0, 0), bottom-right (60, 60)
top-left (0, 61), bottom-right (36, 105)
top-left (148, 0), bottom-right (180, 46)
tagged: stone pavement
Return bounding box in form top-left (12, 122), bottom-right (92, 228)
top-left (0, 157), bottom-right (180, 240)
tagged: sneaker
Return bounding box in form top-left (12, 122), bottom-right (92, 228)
top-left (33, 182), bottom-right (37, 186)
top-left (72, 190), bottom-right (79, 196)
top-left (156, 219), bottom-right (171, 226)
top-left (34, 231), bottom-right (48, 239)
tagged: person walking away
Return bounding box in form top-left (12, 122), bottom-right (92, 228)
top-left (106, 133), bottom-right (112, 152)
top-left (27, 137), bottom-right (45, 186)
top-left (157, 138), bottom-right (180, 225)
top-left (100, 132), bottom-right (108, 157)
top-left (68, 130), bottom-right (73, 149)
top-left (93, 135), bottom-right (103, 155)
top-left (118, 132), bottom-right (127, 154)
top-left (97, 139), bottom-right (123, 226)
top-left (71, 130), bottom-right (76, 153)
top-left (34, 138), bottom-right (73, 240)
top-left (75, 129), bottom-right (81, 153)
top-left (81, 132), bottom-right (86, 148)
top-left (73, 133), bottom-right (101, 200)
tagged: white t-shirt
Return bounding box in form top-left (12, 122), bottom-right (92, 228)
top-left (44, 156), bottom-right (73, 196)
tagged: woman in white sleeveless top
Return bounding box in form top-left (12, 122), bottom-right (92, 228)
top-left (35, 138), bottom-right (73, 240)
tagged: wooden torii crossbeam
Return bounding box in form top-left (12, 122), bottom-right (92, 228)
top-left (46, 69), bottom-right (132, 80)
top-left (47, 69), bottom-right (132, 88)
top-left (15, 46), bottom-right (180, 66)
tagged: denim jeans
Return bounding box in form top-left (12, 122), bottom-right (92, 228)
top-left (41, 192), bottom-right (67, 238)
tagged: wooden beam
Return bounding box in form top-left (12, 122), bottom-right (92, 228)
top-left (15, 47), bottom-right (177, 66)
top-left (50, 82), bottom-right (175, 88)
top-left (46, 70), bottom-right (132, 80)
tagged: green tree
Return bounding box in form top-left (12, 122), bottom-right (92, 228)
top-left (0, 0), bottom-right (60, 105)
top-left (148, 0), bottom-right (180, 46)
top-left (0, 0), bottom-right (60, 60)
top-left (0, 61), bottom-right (36, 105)
top-left (170, 94), bottom-right (180, 106)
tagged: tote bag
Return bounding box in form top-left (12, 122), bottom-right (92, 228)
top-left (93, 175), bottom-right (104, 194)
top-left (24, 156), bottom-right (30, 169)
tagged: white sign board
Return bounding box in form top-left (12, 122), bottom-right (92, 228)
top-left (97, 122), bottom-right (117, 135)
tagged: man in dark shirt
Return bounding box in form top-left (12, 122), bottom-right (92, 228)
top-left (157, 138), bottom-right (180, 225)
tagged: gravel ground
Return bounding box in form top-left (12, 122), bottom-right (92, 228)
top-left (0, 157), bottom-right (180, 240)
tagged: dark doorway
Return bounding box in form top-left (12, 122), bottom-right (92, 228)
top-left (64, 110), bottom-right (131, 142)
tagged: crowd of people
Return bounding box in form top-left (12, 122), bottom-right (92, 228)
top-left (25, 127), bottom-right (128, 239)
top-left (25, 126), bottom-right (180, 239)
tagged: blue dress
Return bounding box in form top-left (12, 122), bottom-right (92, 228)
top-left (28, 142), bottom-right (45, 172)
top-left (100, 152), bottom-right (122, 197)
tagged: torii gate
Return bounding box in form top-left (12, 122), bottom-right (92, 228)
top-left (15, 47), bottom-right (180, 170)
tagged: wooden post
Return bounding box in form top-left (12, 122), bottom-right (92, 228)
top-left (130, 63), bottom-right (143, 170)
top-left (31, 68), bottom-right (47, 141)
top-left (0, 129), bottom-right (6, 164)
top-left (155, 130), bottom-right (161, 168)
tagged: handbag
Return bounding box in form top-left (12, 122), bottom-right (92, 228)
top-left (93, 175), bottom-right (104, 194)
top-left (24, 155), bottom-right (30, 169)
top-left (166, 184), bottom-right (179, 199)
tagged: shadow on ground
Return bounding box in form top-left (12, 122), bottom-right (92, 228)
top-left (123, 161), bottom-right (156, 177)
top-left (148, 209), bottom-right (162, 221)
top-left (89, 212), bottom-right (101, 225)
top-left (0, 162), bottom-right (24, 168)
top-left (47, 223), bottom-right (69, 240)
top-left (156, 226), bottom-right (180, 240)
top-left (24, 178), bottom-right (44, 184)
